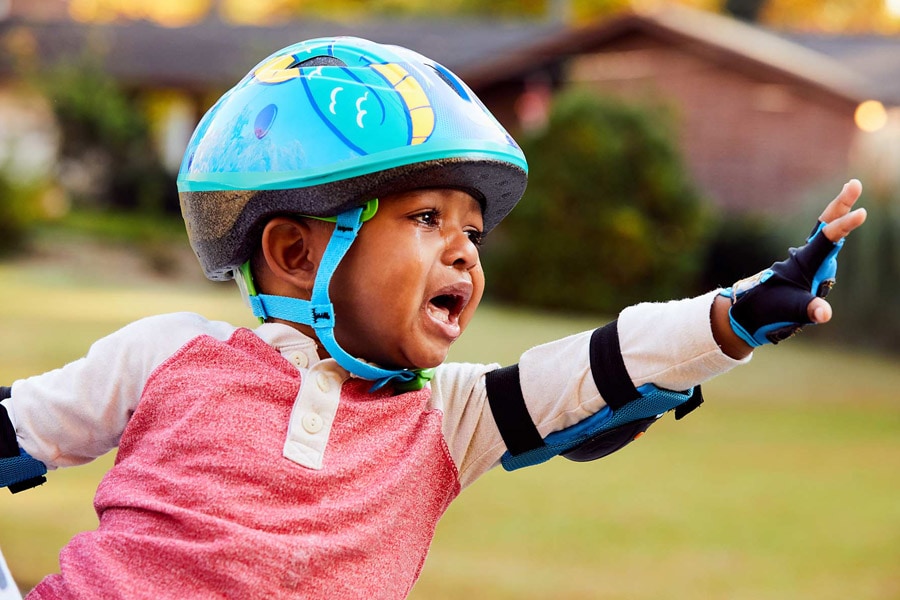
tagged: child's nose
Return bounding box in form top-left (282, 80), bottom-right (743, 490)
top-left (442, 230), bottom-right (479, 271)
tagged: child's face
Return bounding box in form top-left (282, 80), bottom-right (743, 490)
top-left (327, 188), bottom-right (485, 370)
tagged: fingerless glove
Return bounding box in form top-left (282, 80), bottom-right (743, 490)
top-left (721, 222), bottom-right (843, 347)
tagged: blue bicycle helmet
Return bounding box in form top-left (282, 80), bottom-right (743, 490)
top-left (177, 36), bottom-right (528, 388)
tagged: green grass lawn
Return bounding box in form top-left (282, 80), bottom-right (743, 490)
top-left (0, 259), bottom-right (898, 599)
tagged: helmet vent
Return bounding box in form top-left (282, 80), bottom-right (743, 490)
top-left (429, 63), bottom-right (469, 100)
top-left (296, 56), bottom-right (347, 68)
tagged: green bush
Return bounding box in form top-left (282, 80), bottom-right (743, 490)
top-left (0, 170), bottom-right (43, 256)
top-left (482, 89), bottom-right (709, 314)
top-left (34, 57), bottom-right (178, 214)
top-left (698, 213), bottom-right (790, 291)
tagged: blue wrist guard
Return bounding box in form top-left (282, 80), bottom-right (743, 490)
top-left (1, 399), bottom-right (47, 494)
top-left (0, 449), bottom-right (47, 494)
top-left (721, 222), bottom-right (844, 347)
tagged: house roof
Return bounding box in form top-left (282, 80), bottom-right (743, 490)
top-left (0, 16), bottom-right (564, 92)
top-left (2, 7), bottom-right (898, 105)
top-left (464, 5), bottom-right (885, 105)
top-left (780, 32), bottom-right (900, 105)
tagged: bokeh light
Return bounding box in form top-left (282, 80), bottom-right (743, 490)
top-left (855, 99), bottom-right (888, 132)
top-left (68, 0), bottom-right (210, 27)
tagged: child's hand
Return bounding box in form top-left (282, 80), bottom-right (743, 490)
top-left (806, 179), bottom-right (867, 323)
top-left (720, 179), bottom-right (867, 350)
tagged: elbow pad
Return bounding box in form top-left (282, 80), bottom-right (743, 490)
top-left (1, 391), bottom-right (47, 494)
top-left (485, 321), bottom-right (703, 472)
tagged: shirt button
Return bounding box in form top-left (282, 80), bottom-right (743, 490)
top-left (289, 351), bottom-right (308, 368)
top-left (301, 412), bottom-right (324, 434)
top-left (316, 373), bottom-right (331, 393)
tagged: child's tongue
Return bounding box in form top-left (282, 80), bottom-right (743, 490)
top-left (428, 295), bottom-right (457, 324)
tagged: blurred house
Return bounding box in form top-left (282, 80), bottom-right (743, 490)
top-left (0, 4), bottom-right (897, 213)
top-left (0, 13), bottom-right (563, 177)
top-left (469, 6), bottom-right (900, 213)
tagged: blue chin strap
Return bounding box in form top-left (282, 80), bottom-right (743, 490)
top-left (240, 201), bottom-right (434, 392)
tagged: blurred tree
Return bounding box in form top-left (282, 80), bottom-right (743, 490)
top-left (0, 169), bottom-right (43, 255)
top-left (68, 0), bottom-right (210, 26)
top-left (36, 57), bottom-right (178, 214)
top-left (481, 89), bottom-right (709, 314)
top-left (699, 213), bottom-right (788, 291)
top-left (724, 0), bottom-right (768, 22)
top-left (57, 0), bottom-right (900, 31)
top-left (823, 190), bottom-right (900, 353)
top-left (293, 0), bottom-right (548, 18)
top-left (761, 0), bottom-right (900, 32)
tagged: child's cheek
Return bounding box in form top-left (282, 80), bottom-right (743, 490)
top-left (459, 271), bottom-right (485, 333)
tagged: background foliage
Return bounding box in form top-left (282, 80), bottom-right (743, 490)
top-left (822, 188), bottom-right (900, 352)
top-left (62, 0), bottom-right (900, 32)
top-left (482, 89), bottom-right (709, 314)
top-left (698, 212), bottom-right (792, 291)
top-left (34, 58), bottom-right (178, 215)
top-left (0, 170), bottom-right (44, 256)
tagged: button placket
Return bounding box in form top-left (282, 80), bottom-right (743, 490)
top-left (316, 372), bottom-right (332, 393)
top-left (283, 362), bottom-right (346, 470)
top-left (289, 351), bottom-right (309, 368)
top-left (301, 412), bottom-right (324, 434)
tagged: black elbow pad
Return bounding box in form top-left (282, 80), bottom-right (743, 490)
top-left (486, 321), bottom-right (703, 471)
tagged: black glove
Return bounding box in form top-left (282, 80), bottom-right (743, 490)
top-left (721, 222), bottom-right (844, 347)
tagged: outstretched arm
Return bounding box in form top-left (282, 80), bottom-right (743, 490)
top-left (711, 179), bottom-right (867, 359)
top-left (1, 313), bottom-right (239, 493)
top-left (449, 181), bottom-right (868, 481)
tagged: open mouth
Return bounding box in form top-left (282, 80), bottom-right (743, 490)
top-left (425, 283), bottom-right (472, 328)
top-left (428, 294), bottom-right (465, 324)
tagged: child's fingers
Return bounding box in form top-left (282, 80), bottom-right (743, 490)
top-left (808, 297), bottom-right (833, 324)
top-left (821, 207), bottom-right (867, 242)
top-left (819, 179), bottom-right (862, 224)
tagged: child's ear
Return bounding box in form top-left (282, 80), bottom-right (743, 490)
top-left (258, 217), bottom-right (323, 295)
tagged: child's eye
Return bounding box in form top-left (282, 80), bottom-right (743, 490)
top-left (412, 210), bottom-right (440, 227)
top-left (466, 230), bottom-right (485, 247)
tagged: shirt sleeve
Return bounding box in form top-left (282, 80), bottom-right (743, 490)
top-left (436, 290), bottom-right (750, 488)
top-left (1, 313), bottom-right (237, 469)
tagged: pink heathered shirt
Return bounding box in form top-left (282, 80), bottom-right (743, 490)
top-left (28, 329), bottom-right (459, 599)
top-left (6, 292), bottom-right (746, 598)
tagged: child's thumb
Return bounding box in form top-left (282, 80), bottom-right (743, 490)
top-left (808, 297), bottom-right (833, 324)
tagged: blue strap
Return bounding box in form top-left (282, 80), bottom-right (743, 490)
top-left (487, 321), bottom-right (703, 471)
top-left (499, 384), bottom-right (697, 471)
top-left (807, 221), bottom-right (843, 297)
top-left (1, 449), bottom-right (47, 493)
top-left (248, 208), bottom-right (429, 391)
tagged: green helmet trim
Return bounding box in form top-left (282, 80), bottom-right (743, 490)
top-left (305, 198), bottom-right (379, 224)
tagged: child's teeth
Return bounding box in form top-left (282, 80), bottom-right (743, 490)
top-left (429, 303), bottom-right (451, 323)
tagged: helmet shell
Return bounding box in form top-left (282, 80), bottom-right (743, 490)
top-left (177, 36), bottom-right (528, 281)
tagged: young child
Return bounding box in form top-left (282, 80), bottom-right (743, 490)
top-left (0, 37), bottom-right (866, 599)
